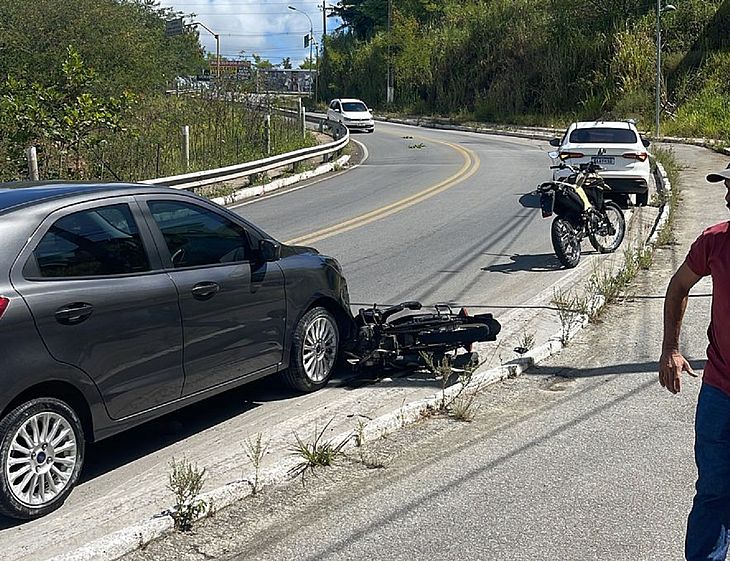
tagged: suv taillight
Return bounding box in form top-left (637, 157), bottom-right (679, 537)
top-left (622, 151), bottom-right (648, 162)
top-left (559, 151), bottom-right (584, 161)
top-left (0, 297), bottom-right (8, 320)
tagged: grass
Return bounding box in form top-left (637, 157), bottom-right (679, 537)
top-left (167, 457), bottom-right (208, 532)
top-left (288, 418), bottom-right (351, 483)
top-left (243, 433), bottom-right (269, 495)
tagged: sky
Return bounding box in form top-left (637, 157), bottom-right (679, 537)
top-left (157, 0), bottom-right (342, 67)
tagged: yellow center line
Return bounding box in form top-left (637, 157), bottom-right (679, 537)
top-left (285, 138), bottom-right (481, 246)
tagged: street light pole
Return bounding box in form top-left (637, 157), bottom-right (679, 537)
top-left (288, 6), bottom-right (315, 98)
top-left (192, 21), bottom-right (221, 79)
top-left (655, 2), bottom-right (676, 138)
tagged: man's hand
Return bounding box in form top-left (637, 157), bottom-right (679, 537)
top-left (659, 349), bottom-right (698, 394)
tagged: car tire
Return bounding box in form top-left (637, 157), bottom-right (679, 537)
top-left (636, 190), bottom-right (649, 206)
top-left (284, 307), bottom-right (340, 393)
top-left (0, 398), bottom-right (85, 520)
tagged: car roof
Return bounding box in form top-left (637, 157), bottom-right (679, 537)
top-left (571, 121), bottom-right (636, 130)
top-left (337, 98), bottom-right (367, 104)
top-left (0, 181), bottom-right (181, 215)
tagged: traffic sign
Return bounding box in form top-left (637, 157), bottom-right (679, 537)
top-left (165, 18), bottom-right (184, 37)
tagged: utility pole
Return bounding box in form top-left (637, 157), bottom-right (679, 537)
top-left (322, 0), bottom-right (327, 48)
top-left (386, 0), bottom-right (393, 104)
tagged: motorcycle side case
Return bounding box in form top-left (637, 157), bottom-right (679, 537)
top-left (540, 191), bottom-right (555, 217)
top-left (554, 189), bottom-right (584, 221)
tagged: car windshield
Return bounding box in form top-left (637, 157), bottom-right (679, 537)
top-left (569, 127), bottom-right (637, 144)
top-left (342, 102), bottom-right (368, 112)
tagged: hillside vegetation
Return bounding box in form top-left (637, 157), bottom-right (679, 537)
top-left (322, 0), bottom-right (730, 139)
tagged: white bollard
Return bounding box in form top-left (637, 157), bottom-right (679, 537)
top-left (26, 146), bottom-right (39, 181)
top-left (181, 125), bottom-right (190, 170)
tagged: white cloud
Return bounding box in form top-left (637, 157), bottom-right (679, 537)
top-left (158, 0), bottom-right (341, 67)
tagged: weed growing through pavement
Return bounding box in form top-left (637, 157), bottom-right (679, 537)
top-left (419, 351), bottom-right (482, 422)
top-left (552, 288), bottom-right (590, 344)
top-left (167, 457), bottom-right (208, 532)
top-left (449, 391), bottom-right (479, 422)
top-left (514, 329), bottom-right (536, 355)
top-left (288, 418), bottom-right (351, 484)
top-left (243, 433), bottom-right (269, 495)
top-left (350, 418), bottom-right (386, 469)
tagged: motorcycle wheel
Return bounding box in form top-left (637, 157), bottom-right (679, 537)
top-left (551, 217), bottom-right (582, 268)
top-left (588, 202), bottom-right (625, 253)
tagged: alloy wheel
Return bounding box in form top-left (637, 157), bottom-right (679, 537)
top-left (6, 412), bottom-right (78, 507)
top-left (302, 315), bottom-right (338, 382)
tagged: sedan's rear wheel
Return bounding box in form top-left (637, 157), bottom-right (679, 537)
top-left (0, 398), bottom-right (84, 519)
top-left (284, 307), bottom-right (340, 392)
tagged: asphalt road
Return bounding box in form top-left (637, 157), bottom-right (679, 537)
top-left (0, 122), bottom-right (651, 561)
top-left (118, 143), bottom-right (727, 561)
top-left (233, 122), bottom-right (558, 309)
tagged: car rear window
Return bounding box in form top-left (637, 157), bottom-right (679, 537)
top-left (569, 128), bottom-right (637, 144)
top-left (30, 204), bottom-right (149, 278)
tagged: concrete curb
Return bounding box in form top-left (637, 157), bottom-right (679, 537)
top-left (45, 128), bottom-right (674, 561)
top-left (206, 154), bottom-right (351, 208)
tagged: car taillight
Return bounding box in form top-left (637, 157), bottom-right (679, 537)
top-left (559, 151), bottom-right (584, 161)
top-left (622, 151), bottom-right (648, 162)
top-left (0, 297), bottom-right (8, 320)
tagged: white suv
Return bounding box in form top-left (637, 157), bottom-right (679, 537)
top-left (327, 98), bottom-right (375, 133)
top-left (549, 121), bottom-right (653, 206)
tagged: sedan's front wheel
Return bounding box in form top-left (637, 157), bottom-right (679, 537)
top-left (0, 398), bottom-right (85, 519)
top-left (284, 307), bottom-right (340, 392)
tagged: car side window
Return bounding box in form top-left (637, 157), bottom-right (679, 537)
top-left (30, 204), bottom-right (150, 278)
top-left (147, 200), bottom-right (251, 268)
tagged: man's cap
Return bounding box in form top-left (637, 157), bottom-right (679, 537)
top-left (706, 162), bottom-right (730, 183)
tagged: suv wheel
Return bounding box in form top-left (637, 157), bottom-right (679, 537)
top-left (284, 307), bottom-right (340, 392)
top-left (0, 398), bottom-right (85, 519)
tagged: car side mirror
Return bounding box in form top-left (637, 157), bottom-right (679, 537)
top-left (333, 107), bottom-right (340, 112)
top-left (549, 138), bottom-right (561, 147)
top-left (642, 138), bottom-right (651, 148)
top-left (259, 239), bottom-right (281, 262)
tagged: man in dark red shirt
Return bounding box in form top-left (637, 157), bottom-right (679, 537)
top-left (660, 163), bottom-right (730, 561)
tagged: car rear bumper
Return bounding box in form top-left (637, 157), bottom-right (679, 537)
top-left (602, 177), bottom-right (648, 194)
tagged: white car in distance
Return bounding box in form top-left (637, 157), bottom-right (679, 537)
top-left (549, 120), bottom-right (653, 206)
top-left (327, 98), bottom-right (375, 133)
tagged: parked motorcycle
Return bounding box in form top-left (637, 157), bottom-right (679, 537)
top-left (346, 301), bottom-right (501, 370)
top-left (534, 157), bottom-right (626, 268)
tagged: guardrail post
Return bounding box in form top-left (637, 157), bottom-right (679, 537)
top-left (265, 114), bottom-right (271, 156)
top-left (181, 125), bottom-right (190, 170)
top-left (301, 106), bottom-right (306, 138)
top-left (26, 146), bottom-right (39, 180)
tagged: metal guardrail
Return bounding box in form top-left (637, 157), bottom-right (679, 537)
top-left (142, 113), bottom-right (349, 190)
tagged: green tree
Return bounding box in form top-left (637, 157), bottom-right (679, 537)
top-left (0, 0), bottom-right (204, 95)
top-left (0, 46), bottom-right (133, 178)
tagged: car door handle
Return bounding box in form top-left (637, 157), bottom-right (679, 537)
top-left (55, 303), bottom-right (94, 325)
top-left (191, 282), bottom-right (220, 300)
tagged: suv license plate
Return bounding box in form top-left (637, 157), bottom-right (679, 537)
top-left (591, 156), bottom-right (615, 165)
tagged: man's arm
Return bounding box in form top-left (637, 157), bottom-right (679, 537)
top-left (659, 262), bottom-right (702, 394)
